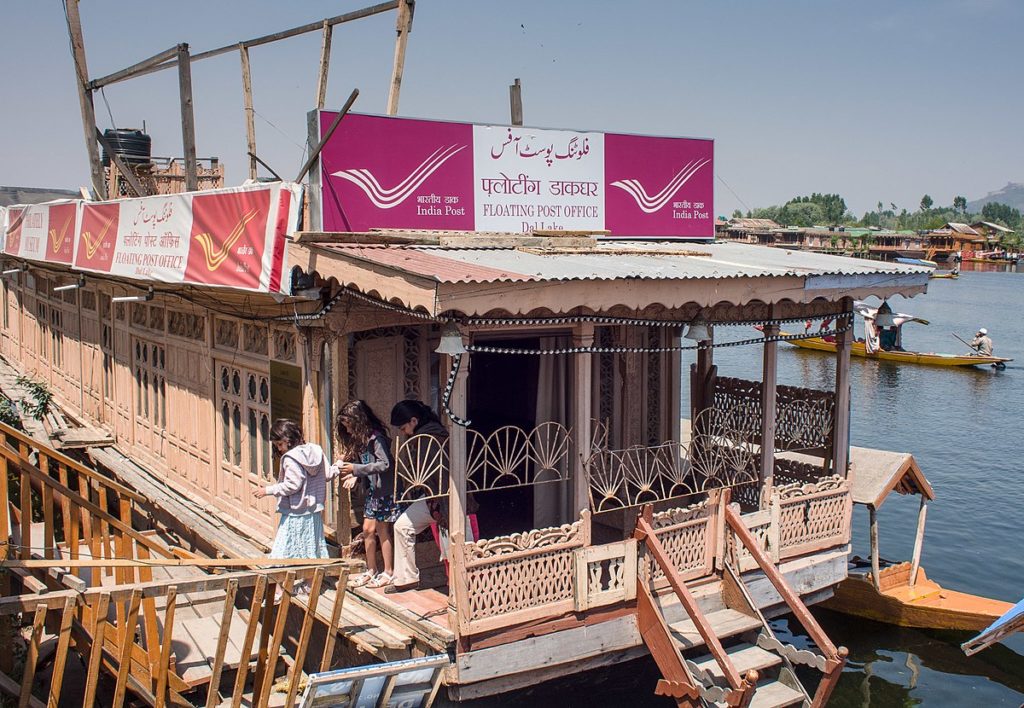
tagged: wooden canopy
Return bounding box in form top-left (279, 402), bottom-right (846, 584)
top-left (848, 446), bottom-right (934, 509)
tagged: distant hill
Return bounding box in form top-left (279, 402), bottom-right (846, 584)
top-left (0, 186), bottom-right (79, 207)
top-left (967, 182), bottom-right (1024, 213)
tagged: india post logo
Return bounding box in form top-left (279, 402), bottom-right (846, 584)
top-left (76, 202), bottom-right (120, 271)
top-left (47, 203), bottom-right (77, 264)
top-left (185, 189), bottom-right (270, 289)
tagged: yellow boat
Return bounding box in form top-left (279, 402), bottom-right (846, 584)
top-left (784, 334), bottom-right (1011, 367)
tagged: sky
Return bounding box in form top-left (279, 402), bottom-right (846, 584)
top-left (1, 0), bottom-right (1021, 218)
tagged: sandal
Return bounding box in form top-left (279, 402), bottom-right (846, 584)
top-left (367, 572), bottom-right (393, 589)
top-left (348, 571), bottom-right (374, 587)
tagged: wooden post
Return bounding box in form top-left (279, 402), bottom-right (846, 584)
top-left (239, 46), bottom-right (257, 181)
top-left (622, 326), bottom-right (643, 447)
top-left (155, 586), bottom-right (178, 708)
top-left (63, 0), bottom-right (107, 199)
top-left (669, 326), bottom-right (682, 444)
top-left (111, 590), bottom-right (143, 708)
top-left (385, 0), bottom-right (414, 115)
top-left (47, 597), bottom-right (75, 708)
top-left (509, 78), bottom-right (523, 126)
top-left (869, 506), bottom-right (881, 590)
top-left (692, 327), bottom-right (715, 421)
top-left (760, 323), bottom-right (779, 509)
top-left (833, 305), bottom-right (853, 476)
top-left (177, 44), bottom-right (199, 192)
top-left (315, 21), bottom-right (333, 109)
top-left (448, 352), bottom-right (469, 542)
top-left (204, 578), bottom-right (238, 708)
top-left (908, 497), bottom-right (929, 587)
top-left (571, 323), bottom-right (594, 517)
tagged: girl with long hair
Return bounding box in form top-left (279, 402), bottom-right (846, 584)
top-left (334, 400), bottom-right (400, 588)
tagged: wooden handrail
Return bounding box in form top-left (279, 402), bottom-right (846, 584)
top-left (635, 506), bottom-right (752, 696)
top-left (0, 422), bottom-right (147, 504)
top-left (723, 502), bottom-right (841, 663)
top-left (0, 445), bottom-right (172, 560)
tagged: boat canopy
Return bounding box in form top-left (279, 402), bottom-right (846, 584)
top-left (962, 599), bottom-right (1024, 656)
top-left (854, 300), bottom-right (929, 354)
top-left (847, 446), bottom-right (934, 509)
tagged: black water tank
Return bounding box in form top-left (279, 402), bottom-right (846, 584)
top-left (101, 128), bottom-right (152, 166)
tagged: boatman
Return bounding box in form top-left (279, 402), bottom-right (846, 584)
top-left (971, 328), bottom-right (994, 357)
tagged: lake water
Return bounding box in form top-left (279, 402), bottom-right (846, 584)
top-left (467, 264), bottom-right (1024, 707)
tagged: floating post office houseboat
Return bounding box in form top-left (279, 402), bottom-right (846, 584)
top-left (0, 4), bottom-right (938, 704)
top-left (0, 187), bottom-right (931, 705)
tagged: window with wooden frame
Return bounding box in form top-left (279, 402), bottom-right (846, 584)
top-left (217, 362), bottom-right (273, 482)
top-left (49, 307), bottom-right (63, 368)
top-left (133, 337), bottom-right (167, 429)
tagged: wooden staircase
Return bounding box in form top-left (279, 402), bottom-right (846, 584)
top-left (634, 501), bottom-right (847, 708)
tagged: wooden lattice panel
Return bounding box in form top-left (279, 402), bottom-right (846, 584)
top-left (775, 383), bottom-right (835, 456)
top-left (644, 501), bottom-right (716, 584)
top-left (454, 515), bottom-right (589, 634)
top-left (776, 476), bottom-right (851, 559)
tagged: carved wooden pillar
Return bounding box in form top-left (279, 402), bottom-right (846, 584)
top-left (448, 353), bottom-right (470, 542)
top-left (572, 323), bottom-right (594, 517)
top-left (669, 326), bottom-right (682, 444)
top-left (622, 326), bottom-right (644, 447)
top-left (760, 323), bottom-right (779, 508)
top-left (691, 325), bottom-right (715, 423)
top-left (833, 302), bottom-right (853, 476)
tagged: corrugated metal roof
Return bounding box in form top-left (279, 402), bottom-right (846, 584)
top-left (313, 243), bottom-right (536, 283)
top-left (945, 222), bottom-right (981, 235)
top-left (312, 240), bottom-right (928, 285)
top-left (729, 218), bottom-right (780, 230)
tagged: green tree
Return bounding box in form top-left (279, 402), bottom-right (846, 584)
top-left (920, 194), bottom-right (933, 212)
top-left (953, 195), bottom-right (967, 214)
top-left (731, 209), bottom-right (743, 218)
top-left (778, 202), bottom-right (824, 227)
top-left (981, 201), bottom-right (1021, 227)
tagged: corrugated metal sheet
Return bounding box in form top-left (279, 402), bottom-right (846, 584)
top-left (312, 240), bottom-right (928, 285)
top-left (313, 244), bottom-right (536, 283)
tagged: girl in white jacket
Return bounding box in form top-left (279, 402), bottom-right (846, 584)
top-left (254, 419), bottom-right (335, 595)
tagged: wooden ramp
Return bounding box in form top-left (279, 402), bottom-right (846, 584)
top-left (0, 419), bottom-right (356, 707)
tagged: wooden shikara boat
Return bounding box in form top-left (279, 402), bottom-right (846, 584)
top-left (782, 333), bottom-right (1011, 367)
top-left (821, 447), bottom-right (1014, 632)
top-left (823, 561), bottom-right (1014, 631)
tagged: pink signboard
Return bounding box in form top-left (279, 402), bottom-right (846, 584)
top-left (2, 182), bottom-right (301, 294)
top-left (317, 112), bottom-right (713, 239)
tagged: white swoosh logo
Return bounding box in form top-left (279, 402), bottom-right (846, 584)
top-left (610, 158), bottom-right (710, 214)
top-left (331, 144), bottom-right (467, 209)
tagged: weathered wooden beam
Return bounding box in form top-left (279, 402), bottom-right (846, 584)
top-left (62, 0), bottom-right (107, 198)
top-left (386, 0), bottom-right (414, 115)
top-left (295, 88), bottom-right (359, 184)
top-left (88, 2), bottom-right (400, 88)
top-left (88, 45), bottom-right (180, 90)
top-left (832, 303), bottom-right (853, 475)
top-left (46, 597), bottom-right (75, 708)
top-left (509, 78), bottom-right (523, 126)
top-left (908, 498), bottom-right (929, 587)
top-left (284, 570), bottom-right (324, 707)
top-left (205, 579), bottom-right (239, 708)
top-left (315, 21), bottom-right (333, 110)
top-left (240, 45), bottom-right (257, 181)
top-left (110, 590), bottom-right (142, 708)
top-left (155, 586), bottom-right (177, 708)
top-left (760, 322), bottom-right (780, 508)
top-left (177, 44), bottom-right (198, 192)
top-left (572, 323), bottom-right (594, 516)
top-left (6, 556), bottom-right (347, 569)
top-left (231, 574), bottom-right (267, 707)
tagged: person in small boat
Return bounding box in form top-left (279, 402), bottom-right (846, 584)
top-left (335, 400), bottom-right (400, 589)
top-left (971, 328), bottom-right (994, 357)
top-left (387, 400), bottom-right (450, 594)
top-left (876, 325), bottom-right (901, 350)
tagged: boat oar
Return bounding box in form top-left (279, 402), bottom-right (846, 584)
top-left (951, 332), bottom-right (978, 355)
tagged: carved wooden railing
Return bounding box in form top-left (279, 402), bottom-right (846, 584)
top-left (723, 502), bottom-right (848, 708)
top-left (726, 475), bottom-right (851, 571)
top-left (392, 422), bottom-right (571, 503)
top-left (586, 411), bottom-right (758, 512)
top-left (775, 476), bottom-right (851, 560)
top-left (643, 500), bottom-right (718, 587)
top-left (448, 511), bottom-right (591, 635)
top-left (712, 376), bottom-right (836, 458)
